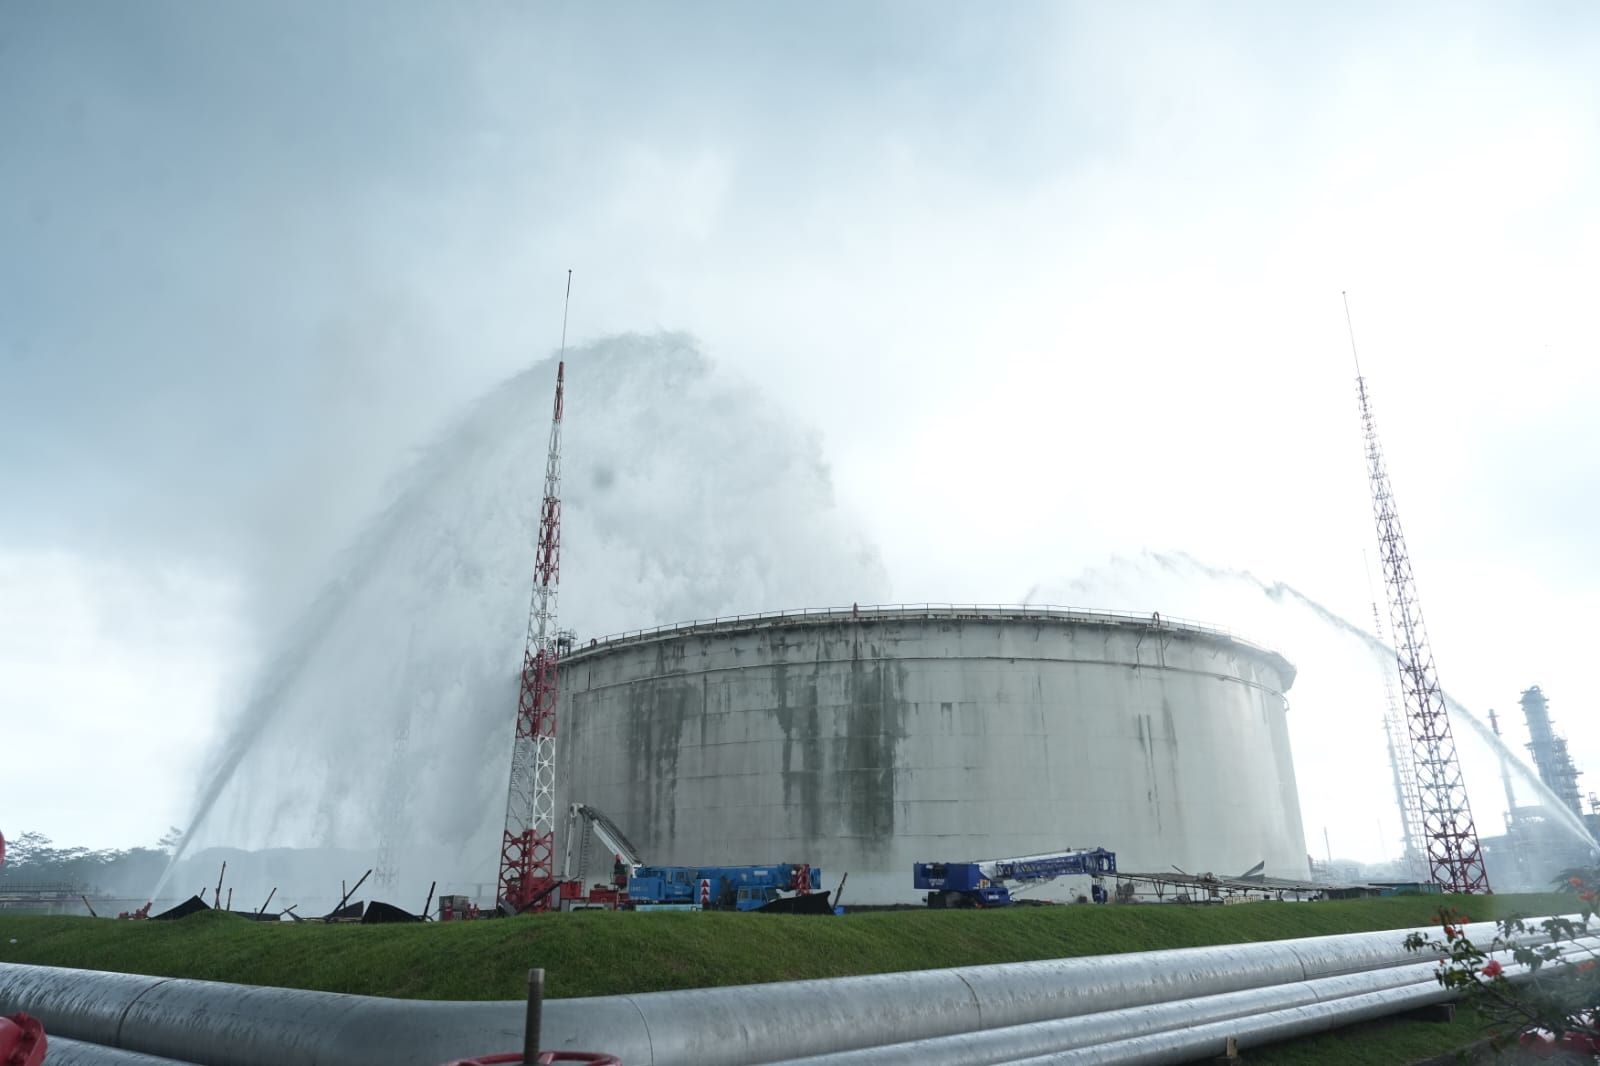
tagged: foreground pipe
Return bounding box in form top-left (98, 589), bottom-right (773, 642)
top-left (566, 915), bottom-right (1565, 1066)
top-left (763, 962), bottom-right (1444, 1066)
top-left (0, 965), bottom-right (527, 1066)
top-left (42, 1036), bottom-right (197, 1065)
top-left (1009, 938), bottom-right (1600, 1066)
top-left (1022, 982), bottom-right (1457, 1065)
top-left (0, 916), bottom-right (1573, 1066)
top-left (767, 933), bottom-right (1600, 1065)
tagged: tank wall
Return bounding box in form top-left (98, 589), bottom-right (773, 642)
top-left (559, 615), bottom-right (1308, 902)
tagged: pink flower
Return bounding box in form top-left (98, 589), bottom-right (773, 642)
top-left (1482, 960), bottom-right (1504, 978)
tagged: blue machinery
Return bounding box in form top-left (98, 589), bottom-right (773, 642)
top-left (629, 863), bottom-right (823, 911)
top-left (914, 847), bottom-right (1117, 907)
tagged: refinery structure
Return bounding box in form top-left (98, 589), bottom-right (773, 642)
top-left (1478, 686), bottom-right (1600, 891)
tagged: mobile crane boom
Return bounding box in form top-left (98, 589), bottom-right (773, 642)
top-left (977, 847), bottom-right (1117, 882)
top-left (562, 802), bottom-right (643, 880)
top-left (914, 846), bottom-right (1116, 907)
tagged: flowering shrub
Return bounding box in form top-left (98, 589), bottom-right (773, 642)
top-left (1404, 871), bottom-right (1600, 1057)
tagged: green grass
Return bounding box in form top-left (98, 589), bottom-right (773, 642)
top-left (1248, 1002), bottom-right (1505, 1066)
top-left (0, 893), bottom-right (1568, 1003)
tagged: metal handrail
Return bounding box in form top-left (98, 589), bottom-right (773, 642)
top-left (565, 603), bottom-right (1283, 661)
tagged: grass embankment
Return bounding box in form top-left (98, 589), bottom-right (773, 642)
top-left (0, 893), bottom-right (1568, 1003)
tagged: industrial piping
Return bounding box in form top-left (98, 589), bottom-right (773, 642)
top-left (44, 1036), bottom-right (198, 1065)
top-left (765, 934), bottom-right (1600, 1065)
top-left (761, 962), bottom-right (1449, 1066)
top-left (0, 917), bottom-right (1576, 1066)
top-left (1006, 937), bottom-right (1600, 1065)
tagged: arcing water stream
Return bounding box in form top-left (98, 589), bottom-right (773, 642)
top-left (1029, 551), bottom-right (1597, 867)
top-left (1152, 551), bottom-right (1597, 850)
top-left (156, 333), bottom-right (888, 902)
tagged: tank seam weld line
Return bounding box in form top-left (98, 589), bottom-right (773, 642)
top-left (1290, 944), bottom-right (1312, 985)
top-left (618, 995), bottom-right (654, 1065)
top-left (953, 971), bottom-right (984, 1032)
top-left (571, 656), bottom-right (1285, 701)
top-left (115, 977), bottom-right (176, 1050)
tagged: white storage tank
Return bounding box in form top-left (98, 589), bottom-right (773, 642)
top-left (558, 606), bottom-right (1308, 903)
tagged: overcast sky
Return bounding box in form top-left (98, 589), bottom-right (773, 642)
top-left (3, 2), bottom-right (1598, 861)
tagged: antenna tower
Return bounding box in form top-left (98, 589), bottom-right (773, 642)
top-left (1346, 293), bottom-right (1489, 892)
top-left (497, 272), bottom-right (571, 912)
top-left (1374, 600), bottom-right (1427, 878)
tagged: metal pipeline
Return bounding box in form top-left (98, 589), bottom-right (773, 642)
top-left (765, 933), bottom-right (1600, 1065)
top-left (1020, 982), bottom-right (1457, 1065)
top-left (565, 915), bottom-right (1564, 1066)
top-left (1009, 937), bottom-right (1600, 1065)
top-left (44, 1036), bottom-right (200, 1065)
top-left (762, 961), bottom-right (1445, 1066)
top-left (0, 916), bottom-right (1576, 1066)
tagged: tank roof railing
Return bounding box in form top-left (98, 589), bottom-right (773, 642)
top-left (565, 603), bottom-right (1283, 662)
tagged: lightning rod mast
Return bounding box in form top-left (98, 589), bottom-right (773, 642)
top-left (1346, 292), bottom-right (1489, 893)
top-left (498, 271), bottom-right (571, 913)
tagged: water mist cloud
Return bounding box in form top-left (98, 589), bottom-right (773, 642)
top-left (172, 334), bottom-right (887, 892)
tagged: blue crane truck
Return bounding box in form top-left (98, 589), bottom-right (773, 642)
top-left (563, 802), bottom-right (830, 913)
top-left (914, 847), bottom-right (1117, 907)
top-left (629, 863), bottom-right (827, 912)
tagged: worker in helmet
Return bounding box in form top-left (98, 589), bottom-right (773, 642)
top-left (612, 855), bottom-right (628, 889)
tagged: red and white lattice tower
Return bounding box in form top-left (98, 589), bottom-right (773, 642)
top-left (1347, 294), bottom-right (1489, 893)
top-left (497, 276), bottom-right (571, 913)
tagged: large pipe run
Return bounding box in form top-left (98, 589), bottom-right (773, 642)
top-left (769, 934), bottom-right (1600, 1065)
top-left (41, 1036), bottom-right (198, 1065)
top-left (0, 916), bottom-right (1575, 1066)
top-left (763, 961), bottom-right (1445, 1066)
top-left (1008, 938), bottom-right (1591, 1066)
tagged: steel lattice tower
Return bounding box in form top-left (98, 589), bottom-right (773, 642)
top-left (1348, 295), bottom-right (1489, 893)
top-left (497, 277), bottom-right (571, 913)
top-left (1375, 601), bottom-right (1427, 879)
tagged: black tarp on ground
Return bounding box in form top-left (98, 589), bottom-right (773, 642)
top-left (361, 901), bottom-right (422, 924)
top-left (151, 895), bottom-right (211, 921)
top-left (757, 891), bottom-right (836, 916)
top-left (323, 901), bottom-right (365, 921)
top-left (227, 910), bottom-right (283, 922)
